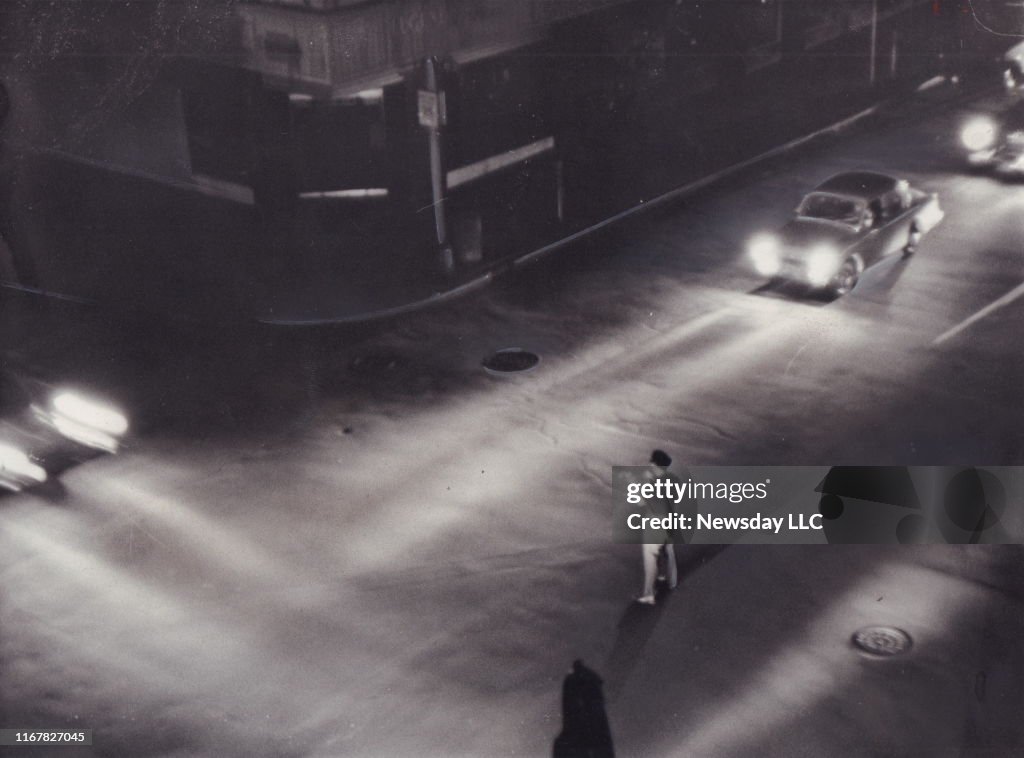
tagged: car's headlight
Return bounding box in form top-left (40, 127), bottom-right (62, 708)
top-left (0, 443), bottom-right (47, 486)
top-left (749, 234), bottom-right (780, 276)
top-left (806, 245), bottom-right (841, 286)
top-left (52, 391), bottom-right (128, 438)
top-left (961, 117), bottom-right (998, 152)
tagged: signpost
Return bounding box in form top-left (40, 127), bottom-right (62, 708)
top-left (421, 59), bottom-right (452, 272)
top-left (417, 89), bottom-right (446, 129)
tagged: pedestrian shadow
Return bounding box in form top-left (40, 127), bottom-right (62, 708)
top-left (552, 659), bottom-right (615, 758)
top-left (603, 544), bottom-right (727, 700)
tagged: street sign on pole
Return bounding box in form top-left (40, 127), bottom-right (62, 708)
top-left (418, 89), bottom-right (446, 129)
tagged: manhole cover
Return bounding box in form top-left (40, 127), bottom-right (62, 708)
top-left (482, 348), bottom-right (540, 375)
top-left (852, 626), bottom-right (913, 656)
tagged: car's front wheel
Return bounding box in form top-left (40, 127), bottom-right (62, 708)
top-left (829, 260), bottom-right (859, 297)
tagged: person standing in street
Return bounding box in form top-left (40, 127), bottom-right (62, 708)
top-left (636, 450), bottom-right (679, 605)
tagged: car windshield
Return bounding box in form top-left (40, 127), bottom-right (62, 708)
top-left (797, 193), bottom-right (864, 226)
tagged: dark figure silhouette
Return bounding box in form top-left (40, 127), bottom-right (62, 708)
top-left (553, 660), bottom-right (615, 758)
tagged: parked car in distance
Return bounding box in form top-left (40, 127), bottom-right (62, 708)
top-left (747, 171), bottom-right (944, 297)
top-left (1002, 40), bottom-right (1024, 91)
top-left (0, 363), bottom-right (128, 492)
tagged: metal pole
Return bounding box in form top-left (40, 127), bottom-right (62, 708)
top-left (869, 0), bottom-right (878, 86)
top-left (423, 57), bottom-right (452, 271)
top-left (890, 29), bottom-right (898, 78)
top-left (556, 159), bottom-right (564, 223)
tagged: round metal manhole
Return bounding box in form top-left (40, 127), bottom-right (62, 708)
top-left (852, 626), bottom-right (913, 656)
top-left (482, 348), bottom-right (540, 375)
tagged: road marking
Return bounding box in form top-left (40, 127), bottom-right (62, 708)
top-left (932, 280), bottom-right (1024, 345)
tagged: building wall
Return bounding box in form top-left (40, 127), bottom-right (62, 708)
top-left (0, 0), bottom-right (1000, 320)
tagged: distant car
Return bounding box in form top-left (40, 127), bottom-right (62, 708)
top-left (747, 171), bottom-right (944, 297)
top-left (960, 100), bottom-right (1024, 177)
top-left (0, 366), bottom-right (128, 492)
top-left (1003, 41), bottom-right (1024, 91)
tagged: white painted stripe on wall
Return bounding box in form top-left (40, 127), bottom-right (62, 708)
top-left (192, 174), bottom-right (255, 205)
top-left (299, 188), bottom-right (389, 199)
top-left (446, 136), bottom-right (555, 189)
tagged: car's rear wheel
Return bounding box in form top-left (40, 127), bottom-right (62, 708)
top-left (829, 260), bottom-right (859, 297)
top-left (903, 223), bottom-right (921, 257)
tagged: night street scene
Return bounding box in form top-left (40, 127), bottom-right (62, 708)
top-left (1, 0), bottom-right (1023, 756)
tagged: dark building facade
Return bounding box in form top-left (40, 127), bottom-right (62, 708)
top-left (0, 0), bottom-right (1000, 323)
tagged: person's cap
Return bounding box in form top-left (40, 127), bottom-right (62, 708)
top-left (650, 450), bottom-right (671, 468)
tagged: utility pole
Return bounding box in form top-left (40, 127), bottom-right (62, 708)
top-left (869, 0), bottom-right (878, 86)
top-left (420, 56), bottom-right (453, 273)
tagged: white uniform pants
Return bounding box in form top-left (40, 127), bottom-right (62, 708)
top-left (642, 542), bottom-right (677, 597)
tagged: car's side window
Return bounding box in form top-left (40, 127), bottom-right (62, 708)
top-left (879, 191), bottom-right (904, 221)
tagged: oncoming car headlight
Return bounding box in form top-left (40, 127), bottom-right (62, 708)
top-left (961, 116), bottom-right (998, 152)
top-left (806, 245), bottom-right (841, 286)
top-left (0, 443), bottom-right (47, 489)
top-left (748, 234), bottom-right (780, 276)
top-left (49, 391), bottom-right (129, 453)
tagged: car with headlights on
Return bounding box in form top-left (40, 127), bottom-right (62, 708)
top-left (960, 100), bottom-right (1024, 177)
top-left (1003, 40), bottom-right (1024, 92)
top-left (0, 365), bottom-right (128, 492)
top-left (747, 171), bottom-right (944, 297)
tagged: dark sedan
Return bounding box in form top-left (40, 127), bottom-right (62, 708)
top-left (0, 365), bottom-right (128, 492)
top-left (747, 171), bottom-right (944, 297)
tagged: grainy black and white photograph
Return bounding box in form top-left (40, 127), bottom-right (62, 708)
top-left (0, 1), bottom-right (1022, 755)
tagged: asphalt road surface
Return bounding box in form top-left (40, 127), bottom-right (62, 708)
top-left (0, 81), bottom-right (1022, 757)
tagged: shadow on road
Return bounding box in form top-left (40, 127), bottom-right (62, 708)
top-left (746, 279), bottom-right (832, 305)
top-left (552, 659), bottom-right (615, 758)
